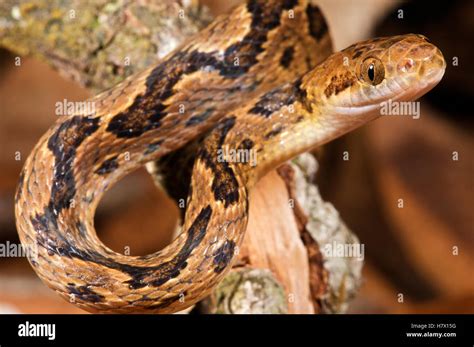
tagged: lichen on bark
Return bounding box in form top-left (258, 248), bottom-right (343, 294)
top-left (0, 0), bottom-right (211, 92)
top-left (200, 269), bottom-right (288, 314)
top-left (290, 154), bottom-right (363, 313)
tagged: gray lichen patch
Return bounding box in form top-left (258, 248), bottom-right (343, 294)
top-left (0, 0), bottom-right (212, 92)
top-left (203, 269), bottom-right (288, 314)
top-left (291, 153), bottom-right (363, 313)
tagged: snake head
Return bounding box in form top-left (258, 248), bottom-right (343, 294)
top-left (305, 34), bottom-right (446, 120)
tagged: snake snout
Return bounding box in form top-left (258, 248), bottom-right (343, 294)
top-left (400, 37), bottom-right (446, 82)
top-left (420, 47), bottom-right (446, 84)
top-left (384, 35), bottom-right (446, 101)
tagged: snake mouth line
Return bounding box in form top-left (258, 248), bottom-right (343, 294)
top-left (331, 78), bottom-right (445, 118)
top-left (334, 64), bottom-right (445, 117)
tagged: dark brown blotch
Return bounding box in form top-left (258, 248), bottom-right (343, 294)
top-left (306, 4), bottom-right (329, 41)
top-left (15, 169), bottom-right (25, 203)
top-left (220, 0), bottom-right (297, 77)
top-left (107, 51), bottom-right (218, 138)
top-left (238, 138), bottom-right (254, 151)
top-left (324, 72), bottom-right (357, 98)
top-left (31, 211), bottom-right (58, 255)
top-left (201, 116), bottom-right (236, 158)
top-left (211, 165), bottom-right (240, 208)
top-left (48, 116), bottom-right (100, 216)
top-left (67, 284), bottom-right (105, 303)
top-left (248, 0), bottom-right (297, 30)
top-left (249, 82), bottom-right (297, 117)
top-left (95, 156), bottom-right (119, 175)
top-left (264, 125), bottom-right (284, 139)
top-left (34, 204), bottom-right (212, 291)
top-left (148, 205), bottom-right (212, 287)
top-left (280, 46), bottom-right (295, 68)
top-left (198, 117), bottom-right (241, 207)
top-left (250, 77), bottom-right (311, 117)
top-left (352, 49), bottom-right (364, 59)
top-left (185, 108), bottom-right (215, 127)
top-left (106, 0), bottom-right (300, 138)
top-left (144, 140), bottom-right (164, 155)
top-left (213, 240), bottom-right (236, 274)
top-left (142, 291), bottom-right (188, 310)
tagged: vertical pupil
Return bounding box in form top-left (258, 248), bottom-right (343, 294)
top-left (368, 64), bottom-right (375, 81)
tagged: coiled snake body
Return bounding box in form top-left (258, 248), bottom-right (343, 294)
top-left (15, 0), bottom-right (445, 313)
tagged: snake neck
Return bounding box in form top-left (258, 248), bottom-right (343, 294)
top-left (213, 77), bottom-right (375, 189)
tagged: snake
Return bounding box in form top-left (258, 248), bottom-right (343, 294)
top-left (14, 0), bottom-right (446, 313)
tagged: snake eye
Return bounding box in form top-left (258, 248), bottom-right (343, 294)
top-left (361, 57), bottom-right (385, 85)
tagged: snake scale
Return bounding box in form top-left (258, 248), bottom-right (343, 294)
top-left (14, 0), bottom-right (446, 313)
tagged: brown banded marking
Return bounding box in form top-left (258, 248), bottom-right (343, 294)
top-left (33, 203), bottom-right (212, 294)
top-left (105, 0), bottom-right (311, 139)
top-left (222, 0), bottom-right (297, 76)
top-left (105, 51), bottom-right (208, 138)
top-left (47, 116), bottom-right (100, 215)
